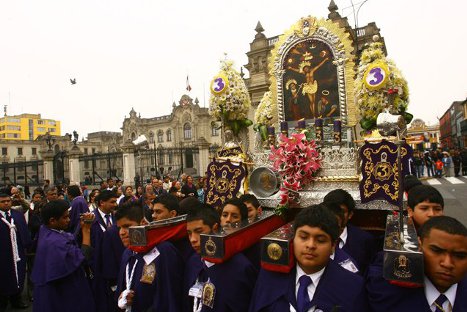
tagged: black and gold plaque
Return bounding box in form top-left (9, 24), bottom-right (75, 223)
top-left (260, 222), bottom-right (295, 272)
top-left (382, 215), bottom-right (423, 286)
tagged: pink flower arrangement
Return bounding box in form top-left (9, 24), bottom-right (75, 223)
top-left (269, 133), bottom-right (321, 213)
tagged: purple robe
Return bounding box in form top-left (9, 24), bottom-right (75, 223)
top-left (342, 224), bottom-right (375, 274)
top-left (249, 261), bottom-right (368, 312)
top-left (91, 211), bottom-right (119, 312)
top-left (172, 236), bottom-right (195, 263)
top-left (0, 209), bottom-right (30, 295)
top-left (68, 196), bottom-right (89, 234)
top-left (117, 241), bottom-right (183, 312)
top-left (333, 247), bottom-right (360, 274)
top-left (183, 253), bottom-right (258, 312)
top-left (366, 252), bottom-right (467, 311)
top-left (31, 225), bottom-right (95, 312)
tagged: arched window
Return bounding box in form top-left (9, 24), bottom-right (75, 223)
top-left (166, 129), bottom-right (172, 142)
top-left (157, 130), bottom-right (164, 143)
top-left (131, 132), bottom-right (136, 142)
top-left (184, 123), bottom-right (192, 140)
top-left (148, 131), bottom-right (155, 144)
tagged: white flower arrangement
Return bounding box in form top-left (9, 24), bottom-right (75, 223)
top-left (209, 60), bottom-right (251, 123)
top-left (254, 91), bottom-right (277, 126)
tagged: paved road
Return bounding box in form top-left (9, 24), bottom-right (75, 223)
top-left (423, 175), bottom-right (467, 226)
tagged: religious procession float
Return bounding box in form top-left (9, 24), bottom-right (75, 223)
top-left (129, 13), bottom-right (421, 286)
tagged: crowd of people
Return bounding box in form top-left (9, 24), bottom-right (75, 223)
top-left (0, 173), bottom-right (466, 311)
top-left (411, 147), bottom-right (467, 178)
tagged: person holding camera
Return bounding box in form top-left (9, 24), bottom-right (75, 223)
top-left (31, 200), bottom-right (96, 312)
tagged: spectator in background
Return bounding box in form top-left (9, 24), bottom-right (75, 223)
top-left (452, 149), bottom-right (461, 177)
top-left (162, 176), bottom-right (172, 192)
top-left (88, 189), bottom-right (100, 213)
top-left (435, 158), bottom-right (444, 177)
top-left (424, 151), bottom-right (434, 177)
top-left (135, 185), bottom-right (144, 199)
top-left (181, 175), bottom-right (197, 198)
top-left (413, 152), bottom-right (423, 178)
top-left (462, 147), bottom-right (467, 176)
top-left (196, 178), bottom-right (205, 203)
top-left (442, 151), bottom-right (453, 177)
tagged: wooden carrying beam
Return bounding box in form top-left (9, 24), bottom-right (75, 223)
top-left (128, 215), bottom-right (187, 253)
top-left (200, 211), bottom-right (286, 263)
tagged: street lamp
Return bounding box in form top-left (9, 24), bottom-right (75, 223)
top-left (44, 132), bottom-right (55, 151)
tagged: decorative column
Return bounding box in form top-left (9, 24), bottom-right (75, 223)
top-left (121, 142), bottom-right (136, 186)
top-left (197, 139), bottom-right (211, 177)
top-left (68, 146), bottom-right (83, 185)
top-left (40, 150), bottom-right (55, 182)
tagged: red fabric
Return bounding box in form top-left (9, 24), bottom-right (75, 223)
top-left (261, 244), bottom-right (295, 273)
top-left (389, 280), bottom-right (423, 288)
top-left (202, 215), bottom-right (286, 263)
top-left (129, 222), bottom-right (187, 253)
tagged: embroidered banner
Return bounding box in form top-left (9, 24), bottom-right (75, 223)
top-left (205, 159), bottom-right (247, 209)
top-left (359, 140), bottom-right (410, 206)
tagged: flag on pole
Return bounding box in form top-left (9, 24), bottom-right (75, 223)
top-left (186, 76), bottom-right (192, 92)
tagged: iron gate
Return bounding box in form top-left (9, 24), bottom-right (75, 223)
top-left (79, 152), bottom-right (123, 185)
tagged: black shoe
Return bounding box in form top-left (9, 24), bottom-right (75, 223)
top-left (10, 299), bottom-right (28, 309)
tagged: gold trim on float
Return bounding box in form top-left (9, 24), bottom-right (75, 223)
top-left (268, 16), bottom-right (357, 127)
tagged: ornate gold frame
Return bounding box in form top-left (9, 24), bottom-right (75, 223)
top-left (268, 16), bottom-right (357, 126)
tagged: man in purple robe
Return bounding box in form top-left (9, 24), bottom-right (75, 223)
top-left (0, 193), bottom-right (31, 311)
top-left (90, 190), bottom-right (119, 312)
top-left (116, 202), bottom-right (183, 312)
top-left (31, 199), bottom-right (96, 312)
top-left (249, 205), bottom-right (368, 312)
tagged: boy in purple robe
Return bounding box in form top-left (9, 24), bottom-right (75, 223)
top-left (323, 189), bottom-right (375, 273)
top-left (67, 184), bottom-right (90, 234)
top-left (184, 204), bottom-right (257, 312)
top-left (249, 204), bottom-right (368, 312)
top-left (366, 216), bottom-right (467, 311)
top-left (115, 202), bottom-right (183, 312)
top-left (0, 193), bottom-right (31, 311)
top-left (31, 199), bottom-right (96, 312)
top-left (324, 201), bottom-right (360, 274)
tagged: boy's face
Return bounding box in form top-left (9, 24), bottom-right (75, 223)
top-left (337, 204), bottom-right (353, 227)
top-left (408, 200), bottom-right (443, 229)
top-left (152, 203), bottom-right (176, 221)
top-left (117, 217), bottom-right (140, 247)
top-left (245, 201), bottom-right (262, 220)
top-left (220, 204), bottom-right (241, 226)
top-left (49, 210), bottom-right (71, 231)
top-left (421, 228), bottom-right (467, 293)
top-left (293, 225), bottom-right (335, 274)
top-left (187, 219), bottom-right (217, 254)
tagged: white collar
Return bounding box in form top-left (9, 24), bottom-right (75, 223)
top-left (295, 264), bottom-right (325, 289)
top-left (204, 259), bottom-right (216, 268)
top-left (142, 245), bottom-right (160, 265)
top-left (97, 208), bottom-right (112, 225)
top-left (0, 210), bottom-right (8, 218)
top-left (339, 226), bottom-right (348, 246)
top-left (424, 276), bottom-right (457, 310)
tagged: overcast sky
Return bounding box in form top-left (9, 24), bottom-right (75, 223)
top-left (1, 0), bottom-right (466, 139)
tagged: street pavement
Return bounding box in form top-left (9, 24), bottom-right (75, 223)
top-left (423, 175), bottom-right (467, 226)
